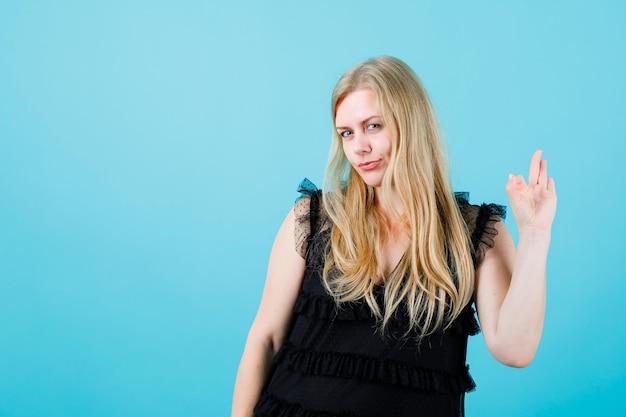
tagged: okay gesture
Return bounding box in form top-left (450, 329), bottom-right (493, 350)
top-left (506, 150), bottom-right (557, 232)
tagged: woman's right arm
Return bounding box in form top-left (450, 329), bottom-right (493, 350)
top-left (231, 206), bottom-right (306, 416)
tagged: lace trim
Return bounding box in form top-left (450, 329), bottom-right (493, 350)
top-left (294, 179), bottom-right (316, 259)
top-left (255, 392), bottom-right (370, 417)
top-left (456, 193), bottom-right (506, 267)
top-left (273, 343), bottom-right (476, 394)
top-left (474, 203), bottom-right (506, 266)
top-left (295, 178), bottom-right (328, 259)
top-left (296, 178), bottom-right (319, 202)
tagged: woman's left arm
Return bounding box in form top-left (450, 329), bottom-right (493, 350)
top-left (475, 150), bottom-right (557, 368)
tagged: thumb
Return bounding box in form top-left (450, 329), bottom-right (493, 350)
top-left (505, 174), bottom-right (526, 195)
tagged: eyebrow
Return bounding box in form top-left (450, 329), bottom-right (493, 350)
top-left (335, 115), bottom-right (381, 131)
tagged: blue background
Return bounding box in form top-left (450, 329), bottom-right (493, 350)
top-left (1, 1), bottom-right (624, 416)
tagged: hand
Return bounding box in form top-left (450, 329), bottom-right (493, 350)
top-left (506, 150), bottom-right (557, 232)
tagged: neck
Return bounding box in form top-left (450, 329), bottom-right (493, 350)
top-left (374, 186), bottom-right (406, 231)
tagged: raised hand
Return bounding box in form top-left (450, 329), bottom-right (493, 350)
top-left (505, 150), bottom-right (557, 232)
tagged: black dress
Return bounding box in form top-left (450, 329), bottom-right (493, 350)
top-left (254, 179), bottom-right (506, 417)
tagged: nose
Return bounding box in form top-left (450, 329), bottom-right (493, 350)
top-left (353, 132), bottom-right (371, 154)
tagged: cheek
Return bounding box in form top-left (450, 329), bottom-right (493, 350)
top-left (383, 135), bottom-right (394, 156)
top-left (342, 143), bottom-right (358, 166)
top-left (341, 141), bottom-right (351, 158)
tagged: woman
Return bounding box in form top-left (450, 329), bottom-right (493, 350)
top-left (232, 56), bottom-right (556, 417)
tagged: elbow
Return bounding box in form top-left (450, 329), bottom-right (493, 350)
top-left (498, 354), bottom-right (534, 368)
top-left (490, 342), bottom-right (538, 368)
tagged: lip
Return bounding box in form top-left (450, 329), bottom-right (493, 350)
top-left (358, 160), bottom-right (380, 171)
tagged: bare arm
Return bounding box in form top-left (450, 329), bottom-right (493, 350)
top-left (231, 207), bottom-right (306, 416)
top-left (475, 150), bottom-right (557, 368)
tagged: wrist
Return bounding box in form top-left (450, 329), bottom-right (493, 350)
top-left (517, 225), bottom-right (552, 242)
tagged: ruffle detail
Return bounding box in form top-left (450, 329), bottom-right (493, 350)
top-left (295, 178), bottom-right (329, 259)
top-left (274, 343), bottom-right (476, 394)
top-left (457, 305), bottom-right (481, 336)
top-left (294, 179), bottom-right (319, 259)
top-left (456, 192), bottom-right (506, 267)
top-left (255, 392), bottom-right (371, 417)
top-left (293, 289), bottom-right (480, 336)
top-left (473, 203), bottom-right (506, 266)
top-left (454, 191), bottom-right (470, 202)
top-left (296, 177), bottom-right (319, 202)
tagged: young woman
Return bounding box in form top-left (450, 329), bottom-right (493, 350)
top-left (232, 56), bottom-right (556, 417)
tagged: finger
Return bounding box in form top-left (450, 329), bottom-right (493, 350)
top-left (528, 150), bottom-right (543, 185)
top-left (538, 159), bottom-right (548, 188)
top-left (547, 176), bottom-right (556, 194)
top-left (506, 173), bottom-right (526, 194)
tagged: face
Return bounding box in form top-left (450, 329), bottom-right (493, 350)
top-left (335, 89), bottom-right (392, 189)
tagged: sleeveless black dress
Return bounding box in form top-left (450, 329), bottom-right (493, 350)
top-left (254, 179), bottom-right (506, 417)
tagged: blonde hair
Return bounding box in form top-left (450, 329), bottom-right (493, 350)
top-left (322, 56), bottom-right (474, 338)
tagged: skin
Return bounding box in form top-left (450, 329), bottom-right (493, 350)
top-left (335, 89), bottom-right (391, 190)
top-left (231, 89), bottom-right (557, 415)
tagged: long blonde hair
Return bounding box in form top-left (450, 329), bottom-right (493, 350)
top-left (322, 56), bottom-right (474, 338)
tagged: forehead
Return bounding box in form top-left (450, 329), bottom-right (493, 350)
top-left (335, 89), bottom-right (379, 125)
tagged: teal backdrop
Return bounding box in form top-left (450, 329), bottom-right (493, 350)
top-left (1, 1), bottom-right (624, 416)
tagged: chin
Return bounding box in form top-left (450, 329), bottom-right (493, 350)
top-left (361, 178), bottom-right (383, 189)
top-left (353, 169), bottom-right (384, 189)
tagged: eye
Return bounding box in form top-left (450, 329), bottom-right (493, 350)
top-left (367, 123), bottom-right (381, 130)
top-left (339, 130), bottom-right (353, 138)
